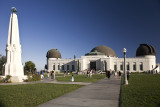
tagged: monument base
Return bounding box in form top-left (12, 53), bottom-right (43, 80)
top-left (10, 76), bottom-right (28, 82)
top-left (0, 75), bottom-right (28, 83)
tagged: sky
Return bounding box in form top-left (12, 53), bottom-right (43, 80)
top-left (0, 0), bottom-right (160, 71)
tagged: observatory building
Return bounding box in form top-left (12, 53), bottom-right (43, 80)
top-left (46, 44), bottom-right (159, 73)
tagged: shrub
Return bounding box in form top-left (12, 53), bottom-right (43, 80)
top-left (0, 75), bottom-right (11, 83)
top-left (0, 77), bottom-right (3, 83)
top-left (26, 73), bottom-right (41, 82)
top-left (4, 75), bottom-right (11, 83)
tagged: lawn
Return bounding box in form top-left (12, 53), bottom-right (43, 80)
top-left (120, 74), bottom-right (160, 107)
top-left (0, 83), bottom-right (83, 107)
top-left (56, 74), bottom-right (106, 82)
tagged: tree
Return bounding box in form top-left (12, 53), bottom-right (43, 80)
top-left (0, 55), bottom-right (6, 75)
top-left (77, 60), bottom-right (80, 73)
top-left (24, 61), bottom-right (36, 74)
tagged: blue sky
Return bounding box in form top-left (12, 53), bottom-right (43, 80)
top-left (0, 0), bottom-right (160, 70)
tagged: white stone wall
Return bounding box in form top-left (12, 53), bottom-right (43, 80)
top-left (47, 55), bottom-right (157, 73)
top-left (101, 55), bottom-right (156, 72)
top-left (47, 58), bottom-right (79, 73)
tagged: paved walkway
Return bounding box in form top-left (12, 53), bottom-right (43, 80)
top-left (37, 76), bottom-right (121, 107)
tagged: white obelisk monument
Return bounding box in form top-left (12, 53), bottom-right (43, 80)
top-left (4, 7), bottom-right (25, 82)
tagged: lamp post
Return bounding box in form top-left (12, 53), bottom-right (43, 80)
top-left (123, 48), bottom-right (128, 85)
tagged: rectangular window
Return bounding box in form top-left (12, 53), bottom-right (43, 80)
top-left (104, 61), bottom-right (107, 71)
top-left (114, 65), bottom-right (117, 71)
top-left (67, 65), bottom-right (69, 70)
top-left (53, 64), bottom-right (55, 70)
top-left (72, 65), bottom-right (75, 71)
top-left (62, 65), bottom-right (64, 70)
top-left (120, 63), bottom-right (123, 70)
top-left (127, 63), bottom-right (129, 70)
top-left (58, 64), bottom-right (60, 70)
top-left (140, 62), bottom-right (143, 71)
top-left (133, 63), bottom-right (136, 71)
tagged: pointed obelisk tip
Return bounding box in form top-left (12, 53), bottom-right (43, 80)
top-left (11, 7), bottom-right (17, 13)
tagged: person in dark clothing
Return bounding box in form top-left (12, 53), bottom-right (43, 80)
top-left (107, 71), bottom-right (110, 79)
top-left (51, 71), bottom-right (53, 79)
top-left (87, 70), bottom-right (89, 78)
top-left (119, 71), bottom-right (121, 76)
top-left (51, 71), bottom-right (54, 79)
top-left (127, 70), bottom-right (129, 80)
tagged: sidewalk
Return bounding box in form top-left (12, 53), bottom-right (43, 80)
top-left (37, 76), bottom-right (121, 107)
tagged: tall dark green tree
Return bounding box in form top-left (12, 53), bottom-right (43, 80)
top-left (77, 60), bottom-right (80, 73)
top-left (24, 61), bottom-right (36, 74)
top-left (0, 55), bottom-right (6, 75)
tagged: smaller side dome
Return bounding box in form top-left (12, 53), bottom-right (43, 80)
top-left (136, 44), bottom-right (156, 57)
top-left (46, 49), bottom-right (61, 58)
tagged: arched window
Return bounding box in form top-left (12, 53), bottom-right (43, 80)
top-left (120, 63), bottom-right (123, 70)
top-left (53, 64), bottom-right (55, 70)
top-left (114, 63), bottom-right (117, 71)
top-left (62, 64), bottom-right (64, 70)
top-left (127, 63), bottom-right (129, 70)
top-left (67, 65), bottom-right (69, 70)
top-left (133, 62), bottom-right (136, 71)
top-left (72, 65), bottom-right (75, 71)
top-left (140, 62), bottom-right (143, 71)
top-left (58, 64), bottom-right (60, 70)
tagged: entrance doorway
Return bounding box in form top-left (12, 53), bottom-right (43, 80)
top-left (90, 61), bottom-right (96, 70)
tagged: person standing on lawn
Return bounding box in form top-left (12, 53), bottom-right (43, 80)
top-left (119, 71), bottom-right (121, 76)
top-left (64, 71), bottom-right (66, 77)
top-left (51, 71), bottom-right (53, 79)
top-left (71, 75), bottom-right (74, 82)
top-left (107, 71), bottom-right (110, 79)
top-left (127, 70), bottom-right (129, 80)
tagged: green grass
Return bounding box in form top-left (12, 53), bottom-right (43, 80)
top-left (0, 83), bottom-right (83, 107)
top-left (55, 73), bottom-right (74, 76)
top-left (55, 73), bottom-right (66, 76)
top-left (120, 74), bottom-right (160, 107)
top-left (56, 74), bottom-right (106, 82)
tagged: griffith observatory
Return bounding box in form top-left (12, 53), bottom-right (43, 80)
top-left (46, 44), bottom-right (159, 73)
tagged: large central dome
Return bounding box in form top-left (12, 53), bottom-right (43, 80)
top-left (89, 45), bottom-right (117, 57)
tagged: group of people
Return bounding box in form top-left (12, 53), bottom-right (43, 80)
top-left (46, 69), bottom-right (130, 81)
top-left (48, 71), bottom-right (74, 81)
top-left (78, 69), bottom-right (96, 75)
top-left (86, 69), bottom-right (94, 78)
top-left (106, 70), bottom-right (127, 79)
top-left (50, 71), bottom-right (55, 79)
top-left (147, 70), bottom-right (159, 74)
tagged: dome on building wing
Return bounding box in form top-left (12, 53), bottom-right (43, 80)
top-left (136, 44), bottom-right (156, 57)
top-left (88, 45), bottom-right (117, 57)
top-left (46, 49), bottom-right (61, 58)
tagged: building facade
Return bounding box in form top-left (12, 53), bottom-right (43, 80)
top-left (46, 44), bottom-right (159, 73)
